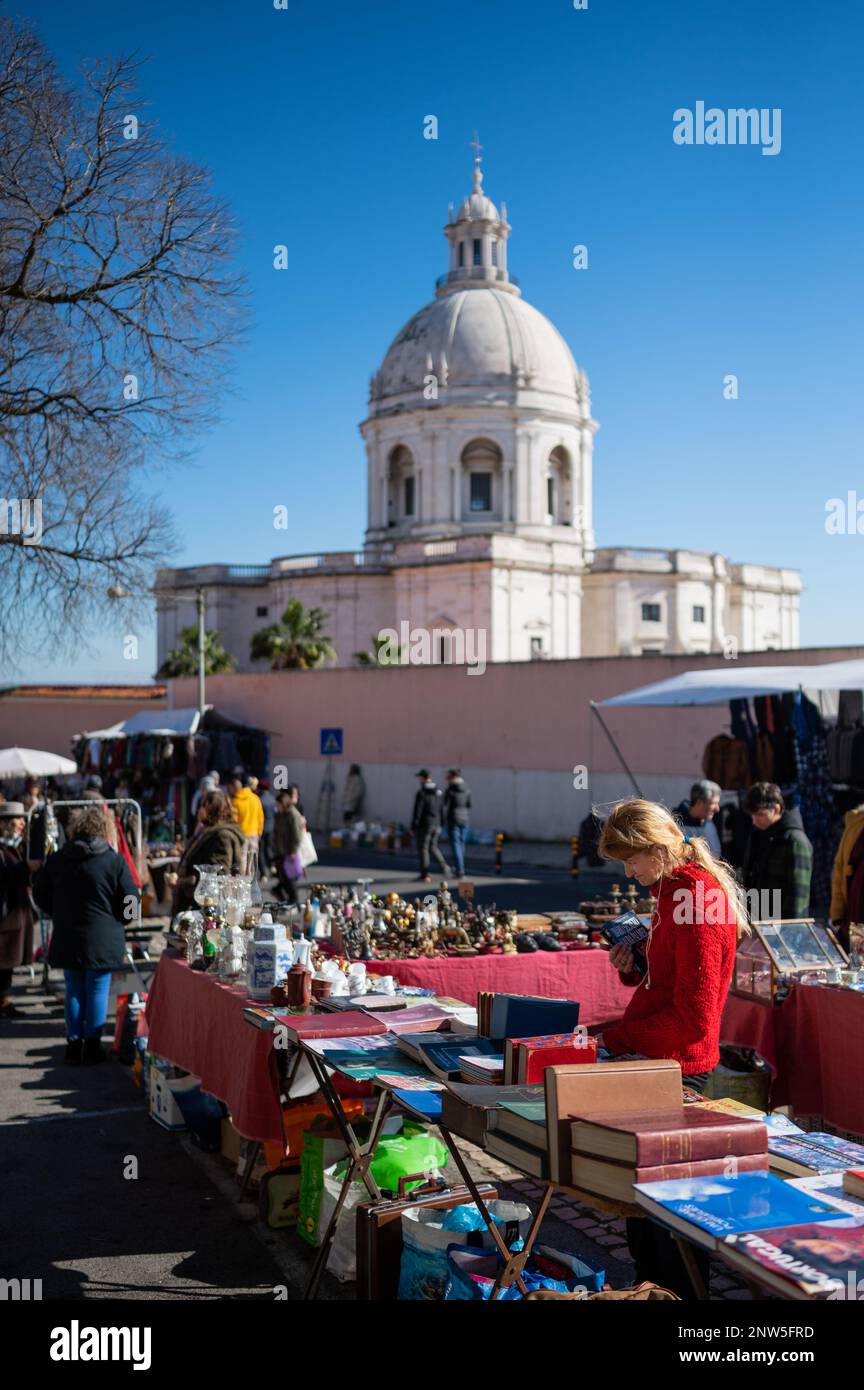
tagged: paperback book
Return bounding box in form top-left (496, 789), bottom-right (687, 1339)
top-left (633, 1171), bottom-right (847, 1251)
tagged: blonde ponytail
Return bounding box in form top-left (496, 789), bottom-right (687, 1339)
top-left (597, 797), bottom-right (750, 939)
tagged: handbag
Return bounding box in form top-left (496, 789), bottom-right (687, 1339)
top-left (299, 830), bottom-right (317, 868)
top-left (282, 852), bottom-right (305, 881)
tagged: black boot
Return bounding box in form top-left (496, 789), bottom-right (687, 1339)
top-left (64, 1039), bottom-right (83, 1065)
top-left (82, 1037), bottom-right (106, 1065)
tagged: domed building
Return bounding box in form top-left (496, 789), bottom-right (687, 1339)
top-left (157, 150), bottom-right (801, 670)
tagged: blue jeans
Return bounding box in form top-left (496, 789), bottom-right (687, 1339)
top-left (64, 969), bottom-right (112, 1040)
top-left (448, 823), bottom-right (467, 876)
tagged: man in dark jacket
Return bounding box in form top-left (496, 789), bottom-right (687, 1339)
top-left (33, 805), bottom-right (140, 1065)
top-left (742, 782), bottom-right (813, 920)
top-left (411, 770), bottom-right (451, 882)
top-left (673, 779), bottom-right (722, 858)
top-left (443, 769), bottom-right (471, 879)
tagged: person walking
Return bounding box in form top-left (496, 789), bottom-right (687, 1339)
top-left (672, 779), bottom-right (722, 857)
top-left (259, 778), bottom-right (277, 876)
top-left (33, 805), bottom-right (140, 1064)
top-left (229, 774), bottom-right (265, 872)
top-left (0, 802), bottom-right (36, 1019)
top-left (411, 770), bottom-right (450, 882)
top-left (742, 782), bottom-right (813, 920)
top-left (168, 790), bottom-right (248, 913)
top-left (443, 768), bottom-right (471, 879)
top-left (342, 764), bottom-right (366, 827)
top-left (273, 786), bottom-right (306, 905)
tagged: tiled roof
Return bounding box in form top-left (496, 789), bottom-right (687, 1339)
top-left (0, 685), bottom-right (167, 700)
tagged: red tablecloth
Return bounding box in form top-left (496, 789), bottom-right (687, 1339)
top-left (365, 949), bottom-right (633, 1026)
top-left (721, 986), bottom-right (864, 1137)
top-left (145, 953), bottom-right (284, 1142)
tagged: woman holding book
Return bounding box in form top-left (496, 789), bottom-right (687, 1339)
top-left (594, 798), bottom-right (748, 1295)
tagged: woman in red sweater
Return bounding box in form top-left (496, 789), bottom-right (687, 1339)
top-left (595, 799), bottom-right (748, 1297)
top-left (596, 798), bottom-right (745, 1083)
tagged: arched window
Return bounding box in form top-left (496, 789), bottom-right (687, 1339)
top-left (387, 445), bottom-right (416, 526)
top-left (547, 446), bottom-right (572, 525)
top-left (461, 438), bottom-right (503, 521)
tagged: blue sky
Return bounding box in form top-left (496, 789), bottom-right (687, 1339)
top-left (12, 0), bottom-right (864, 681)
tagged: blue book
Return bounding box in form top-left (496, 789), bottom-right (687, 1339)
top-left (489, 995), bottom-right (580, 1042)
top-left (600, 910), bottom-right (649, 974)
top-left (397, 1033), bottom-right (500, 1079)
top-left (634, 1171), bottom-right (849, 1251)
top-left (392, 1089), bottom-right (444, 1122)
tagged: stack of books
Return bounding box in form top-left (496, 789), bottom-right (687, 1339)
top-left (396, 1033), bottom-right (501, 1081)
top-left (545, 1059), bottom-right (683, 1183)
top-left (502, 1032), bottom-right (598, 1085)
top-left (458, 1054), bottom-right (504, 1083)
top-left (439, 1082), bottom-right (542, 1146)
top-left (485, 1097), bottom-right (549, 1177)
top-left (568, 1107), bottom-right (769, 1202)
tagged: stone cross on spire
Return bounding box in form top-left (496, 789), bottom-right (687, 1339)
top-left (471, 130), bottom-right (483, 189)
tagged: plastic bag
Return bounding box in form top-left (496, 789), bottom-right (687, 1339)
top-left (444, 1245), bottom-right (579, 1301)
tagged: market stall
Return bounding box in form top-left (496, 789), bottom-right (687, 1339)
top-left (72, 704), bottom-right (270, 839)
top-left (364, 952), bottom-right (632, 1027)
top-left (722, 984), bottom-right (864, 1138)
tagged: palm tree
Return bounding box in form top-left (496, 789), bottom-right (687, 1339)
top-left (353, 634), bottom-right (404, 668)
top-left (156, 627), bottom-right (237, 678)
top-left (250, 599), bottom-right (336, 671)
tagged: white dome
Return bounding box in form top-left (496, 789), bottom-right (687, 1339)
top-left (371, 286), bottom-right (582, 412)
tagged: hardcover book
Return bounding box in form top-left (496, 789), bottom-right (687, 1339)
top-left (276, 1011), bottom-right (389, 1042)
top-left (569, 1108), bottom-right (768, 1166)
top-left (496, 1099), bottom-right (547, 1147)
top-left (483, 993), bottom-right (581, 1042)
top-left (395, 1034), bottom-right (499, 1080)
top-left (503, 1032), bottom-right (598, 1085)
top-left (485, 1130), bottom-right (548, 1179)
top-left (440, 1082), bottom-right (543, 1145)
top-left (545, 1059), bottom-right (683, 1184)
top-left (570, 1152), bottom-right (768, 1203)
top-left (633, 1171), bottom-right (847, 1251)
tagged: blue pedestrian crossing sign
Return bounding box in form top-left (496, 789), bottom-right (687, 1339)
top-left (320, 727), bottom-right (343, 756)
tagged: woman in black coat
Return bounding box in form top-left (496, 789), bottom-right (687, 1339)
top-left (33, 805), bottom-right (140, 1065)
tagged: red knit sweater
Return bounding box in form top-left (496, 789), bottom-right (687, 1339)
top-left (602, 863), bottom-right (737, 1076)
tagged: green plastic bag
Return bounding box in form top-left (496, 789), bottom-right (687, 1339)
top-left (298, 1120), bottom-right (448, 1250)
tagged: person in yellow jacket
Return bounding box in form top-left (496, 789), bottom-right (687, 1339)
top-left (830, 803), bottom-right (864, 952)
top-left (228, 775), bottom-right (265, 868)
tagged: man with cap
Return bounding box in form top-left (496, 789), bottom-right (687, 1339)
top-left (411, 771), bottom-right (451, 882)
top-left (0, 802), bottom-right (36, 1018)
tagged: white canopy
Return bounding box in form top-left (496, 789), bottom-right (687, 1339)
top-left (81, 707), bottom-right (210, 738)
top-left (596, 659), bottom-right (864, 709)
top-left (0, 746), bottom-right (78, 779)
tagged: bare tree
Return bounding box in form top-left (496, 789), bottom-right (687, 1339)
top-left (0, 17), bottom-right (244, 660)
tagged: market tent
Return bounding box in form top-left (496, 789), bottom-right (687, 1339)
top-left (595, 659), bottom-right (864, 709)
top-left (80, 707), bottom-right (210, 739)
top-left (0, 746), bottom-right (77, 778)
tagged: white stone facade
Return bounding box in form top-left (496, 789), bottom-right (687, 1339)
top-left (156, 153), bottom-right (801, 671)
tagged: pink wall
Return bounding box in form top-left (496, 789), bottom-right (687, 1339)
top-left (0, 694), bottom-right (167, 759)
top-left (169, 645), bottom-right (864, 779)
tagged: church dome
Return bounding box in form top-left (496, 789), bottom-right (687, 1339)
top-left (371, 287), bottom-right (582, 411)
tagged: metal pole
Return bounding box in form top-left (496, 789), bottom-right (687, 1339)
top-left (196, 586), bottom-right (206, 721)
top-left (589, 702), bottom-right (643, 798)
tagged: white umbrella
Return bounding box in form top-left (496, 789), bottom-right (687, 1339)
top-left (0, 747), bottom-right (78, 779)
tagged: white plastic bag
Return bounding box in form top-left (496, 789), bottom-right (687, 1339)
top-left (299, 830), bottom-right (318, 868)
